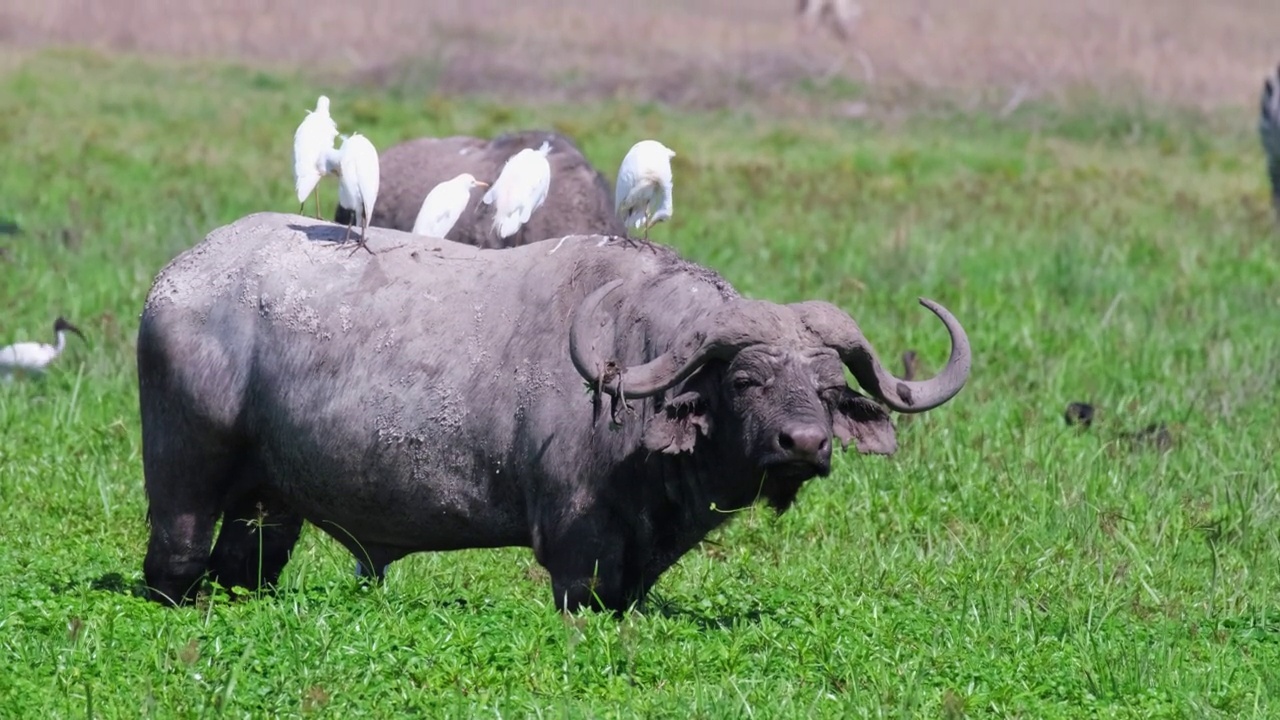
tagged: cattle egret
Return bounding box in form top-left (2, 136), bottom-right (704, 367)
top-left (482, 141), bottom-right (553, 240)
top-left (293, 95), bottom-right (340, 219)
top-left (0, 317), bottom-right (86, 381)
top-left (798, 0), bottom-right (862, 40)
top-left (615, 139), bottom-right (676, 241)
top-left (411, 173), bottom-right (489, 238)
top-left (323, 133), bottom-right (380, 250)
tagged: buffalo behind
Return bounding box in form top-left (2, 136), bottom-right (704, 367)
top-left (138, 212), bottom-right (971, 613)
top-left (335, 130), bottom-right (626, 247)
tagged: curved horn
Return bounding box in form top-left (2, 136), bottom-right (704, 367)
top-left (799, 297), bottom-right (971, 413)
top-left (569, 280), bottom-right (757, 399)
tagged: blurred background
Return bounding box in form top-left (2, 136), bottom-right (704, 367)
top-left (4, 0), bottom-right (1276, 112)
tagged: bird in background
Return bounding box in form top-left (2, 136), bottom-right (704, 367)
top-left (412, 173), bottom-right (489, 238)
top-left (1259, 63), bottom-right (1280, 220)
top-left (482, 140), bottom-right (553, 240)
top-left (323, 132), bottom-right (381, 251)
top-left (0, 317), bottom-right (86, 381)
top-left (615, 139), bottom-right (676, 242)
top-left (293, 95), bottom-right (340, 219)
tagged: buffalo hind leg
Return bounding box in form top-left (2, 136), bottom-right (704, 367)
top-left (208, 489), bottom-right (304, 593)
top-left (141, 430), bottom-right (238, 606)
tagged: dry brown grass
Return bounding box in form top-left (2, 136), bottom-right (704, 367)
top-left (2, 0), bottom-right (1277, 111)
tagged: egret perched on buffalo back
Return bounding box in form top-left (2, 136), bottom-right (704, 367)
top-left (615, 139), bottom-right (676, 242)
top-left (0, 317), bottom-right (86, 381)
top-left (293, 95), bottom-right (340, 219)
top-left (322, 132), bottom-right (380, 250)
top-left (482, 141), bottom-right (553, 240)
top-left (412, 173), bottom-right (489, 238)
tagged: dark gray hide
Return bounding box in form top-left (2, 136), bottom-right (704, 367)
top-left (334, 130), bottom-right (627, 248)
top-left (138, 212), bottom-right (971, 613)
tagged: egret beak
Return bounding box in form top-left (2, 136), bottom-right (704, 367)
top-left (475, 181), bottom-right (490, 188)
top-left (53, 317), bottom-right (86, 341)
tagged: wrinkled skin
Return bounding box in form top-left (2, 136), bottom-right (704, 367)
top-left (138, 212), bottom-right (970, 613)
top-left (335, 130), bottom-right (626, 247)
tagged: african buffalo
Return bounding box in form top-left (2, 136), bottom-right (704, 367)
top-left (336, 130), bottom-right (627, 247)
top-left (138, 212), bottom-right (971, 613)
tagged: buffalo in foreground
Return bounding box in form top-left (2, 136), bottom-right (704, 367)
top-left (138, 212), bottom-right (971, 613)
top-left (336, 130), bottom-right (626, 247)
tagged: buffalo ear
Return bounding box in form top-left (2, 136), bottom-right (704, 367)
top-left (831, 387), bottom-right (898, 456)
top-left (643, 390), bottom-right (712, 454)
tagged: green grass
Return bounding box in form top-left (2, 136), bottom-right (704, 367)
top-left (2, 49), bottom-right (1279, 717)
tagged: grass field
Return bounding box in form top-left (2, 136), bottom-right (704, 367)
top-left (1, 46), bottom-right (1279, 717)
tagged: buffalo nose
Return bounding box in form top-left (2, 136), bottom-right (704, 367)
top-left (776, 426), bottom-right (831, 462)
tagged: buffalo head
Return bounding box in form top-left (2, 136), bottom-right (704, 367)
top-left (570, 280), bottom-right (971, 489)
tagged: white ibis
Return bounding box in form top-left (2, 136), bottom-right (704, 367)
top-left (0, 317), bottom-right (86, 381)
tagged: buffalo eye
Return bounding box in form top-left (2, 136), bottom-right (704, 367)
top-left (819, 384), bottom-right (848, 402)
top-left (732, 374), bottom-right (762, 391)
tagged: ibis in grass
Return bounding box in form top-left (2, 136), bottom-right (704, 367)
top-left (482, 141), bottom-right (553, 240)
top-left (324, 133), bottom-right (381, 251)
top-left (411, 173), bottom-right (489, 238)
top-left (293, 95), bottom-right (340, 219)
top-left (0, 317), bottom-right (86, 381)
top-left (615, 139), bottom-right (676, 242)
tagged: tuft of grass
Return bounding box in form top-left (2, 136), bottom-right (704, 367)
top-left (1, 50), bottom-right (1278, 717)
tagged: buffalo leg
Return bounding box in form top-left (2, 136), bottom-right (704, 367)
top-left (140, 422), bottom-right (238, 606)
top-left (208, 486), bottom-right (303, 593)
top-left (354, 559), bottom-right (391, 581)
top-left (538, 520), bottom-right (639, 615)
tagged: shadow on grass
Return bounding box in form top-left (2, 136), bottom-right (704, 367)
top-left (48, 571), bottom-right (150, 598)
top-left (644, 596), bottom-right (775, 630)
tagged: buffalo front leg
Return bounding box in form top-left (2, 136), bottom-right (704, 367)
top-left (537, 520), bottom-right (642, 616)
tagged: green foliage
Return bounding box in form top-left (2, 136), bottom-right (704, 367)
top-left (1, 50), bottom-right (1278, 717)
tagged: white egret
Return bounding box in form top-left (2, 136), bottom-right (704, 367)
top-left (615, 139), bottom-right (676, 241)
top-left (323, 133), bottom-right (380, 250)
top-left (0, 317), bottom-right (86, 381)
top-left (411, 173), bottom-right (490, 238)
top-left (482, 141), bottom-right (553, 240)
top-left (293, 95), bottom-right (340, 219)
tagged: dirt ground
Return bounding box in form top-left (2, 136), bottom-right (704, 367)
top-left (2, 0), bottom-right (1277, 111)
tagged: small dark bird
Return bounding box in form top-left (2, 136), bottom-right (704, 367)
top-left (1064, 402), bottom-right (1095, 428)
top-left (1259, 63), bottom-right (1280, 220)
top-left (901, 350), bottom-right (920, 381)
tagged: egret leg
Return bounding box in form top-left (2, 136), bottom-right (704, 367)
top-left (314, 188), bottom-right (321, 220)
top-left (347, 213), bottom-right (375, 256)
top-left (638, 209), bottom-right (658, 252)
